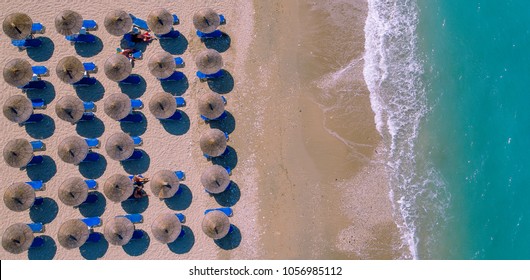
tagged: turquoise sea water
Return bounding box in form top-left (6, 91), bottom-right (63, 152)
top-left (365, 0), bottom-right (530, 259)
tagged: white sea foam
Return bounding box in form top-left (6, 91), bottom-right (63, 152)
top-left (363, 0), bottom-right (450, 259)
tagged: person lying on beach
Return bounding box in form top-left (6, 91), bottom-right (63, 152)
top-left (133, 174), bottom-right (149, 186)
top-left (133, 32), bottom-right (155, 42)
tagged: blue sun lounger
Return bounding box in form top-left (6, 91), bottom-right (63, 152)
top-left (81, 217), bottom-right (102, 228)
top-left (84, 179), bottom-right (98, 190)
top-left (131, 136), bottom-right (143, 146)
top-left (19, 114), bottom-right (43, 126)
top-left (11, 38), bottom-right (42, 49)
top-left (83, 62), bottom-right (97, 73)
top-left (82, 20), bottom-right (98, 31)
top-left (175, 57), bottom-right (184, 67)
top-left (119, 113), bottom-right (143, 123)
top-left (30, 236), bottom-right (45, 248)
top-left (19, 80), bottom-right (46, 91)
top-left (156, 29), bottom-right (179, 39)
top-left (120, 75), bottom-right (141, 85)
top-left (119, 213), bottom-right (144, 224)
top-left (31, 98), bottom-right (46, 109)
top-left (31, 23), bottom-right (45, 34)
top-left (31, 66), bottom-right (48, 76)
top-left (24, 155), bottom-right (43, 168)
top-left (201, 111), bottom-right (227, 122)
top-left (81, 152), bottom-right (100, 163)
top-left (27, 223), bottom-right (45, 233)
top-left (73, 77), bottom-right (97, 87)
top-left (176, 97), bottom-right (186, 107)
top-left (79, 112), bottom-right (95, 122)
top-left (83, 101), bottom-right (96, 112)
top-left (204, 207), bottom-right (233, 217)
top-left (25, 180), bottom-right (45, 191)
top-left (196, 70), bottom-right (223, 81)
top-left (130, 99), bottom-right (144, 110)
top-left (175, 170), bottom-right (185, 181)
top-left (65, 33), bottom-right (96, 43)
top-left (172, 14), bottom-right (179, 25)
top-left (129, 14), bottom-right (149, 31)
top-left (123, 150), bottom-right (143, 161)
top-left (159, 71), bottom-right (185, 81)
top-left (84, 138), bottom-right (100, 149)
top-left (196, 29), bottom-right (223, 39)
top-left (30, 140), bottom-right (46, 151)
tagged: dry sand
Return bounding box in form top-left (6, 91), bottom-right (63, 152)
top-left (1, 0), bottom-right (404, 260)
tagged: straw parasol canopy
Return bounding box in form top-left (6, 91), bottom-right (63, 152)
top-left (56, 56), bottom-right (85, 84)
top-left (57, 136), bottom-right (89, 165)
top-left (55, 10), bottom-right (83, 36)
top-left (195, 49), bottom-right (223, 75)
top-left (58, 177), bottom-right (88, 207)
top-left (200, 129), bottom-right (227, 157)
top-left (151, 213), bottom-right (181, 244)
top-left (104, 54), bottom-right (132, 82)
top-left (57, 219), bottom-right (89, 249)
top-left (193, 8), bottom-right (221, 34)
top-left (2, 223), bottom-right (34, 254)
top-left (202, 210), bottom-right (230, 239)
top-left (147, 8), bottom-right (174, 35)
top-left (55, 96), bottom-right (85, 124)
top-left (3, 95), bottom-right (33, 124)
top-left (198, 92), bottom-right (225, 120)
top-left (3, 13), bottom-right (33, 40)
top-left (201, 165), bottom-right (230, 194)
top-left (104, 93), bottom-right (131, 121)
top-left (105, 132), bottom-right (134, 161)
top-left (3, 58), bottom-right (33, 87)
top-left (104, 10), bottom-right (132, 36)
top-left (104, 217), bottom-right (134, 246)
top-left (3, 182), bottom-right (36, 212)
top-left (103, 174), bottom-right (134, 202)
top-left (148, 52), bottom-right (176, 79)
top-left (3, 138), bottom-right (34, 168)
top-left (150, 170), bottom-right (180, 198)
top-left (148, 92), bottom-right (176, 119)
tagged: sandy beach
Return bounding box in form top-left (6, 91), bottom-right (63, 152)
top-left (1, 0), bottom-right (403, 260)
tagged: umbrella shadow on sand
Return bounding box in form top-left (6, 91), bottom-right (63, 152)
top-left (75, 80), bottom-right (105, 102)
top-left (207, 70), bottom-right (234, 94)
top-left (123, 230), bottom-right (150, 256)
top-left (213, 181), bottom-right (241, 207)
top-left (203, 32), bottom-right (231, 53)
top-left (160, 73), bottom-right (189, 95)
top-left (78, 191), bottom-right (106, 217)
top-left (27, 37), bottom-right (54, 62)
top-left (160, 110), bottom-right (190, 136)
top-left (25, 114), bottom-right (55, 139)
top-left (80, 232), bottom-right (109, 260)
top-left (160, 34), bottom-right (188, 55)
top-left (120, 112), bottom-right (147, 136)
top-left (214, 224), bottom-right (241, 250)
top-left (28, 235), bottom-right (57, 260)
top-left (26, 81), bottom-right (56, 104)
top-left (78, 153), bottom-right (107, 179)
top-left (26, 155), bottom-right (57, 182)
top-left (75, 35), bottom-right (104, 57)
top-left (121, 149), bottom-right (150, 174)
top-left (76, 116), bottom-right (105, 138)
top-left (119, 74), bottom-right (147, 98)
top-left (208, 111), bottom-right (236, 135)
top-left (212, 146), bottom-right (238, 170)
top-left (30, 197), bottom-right (58, 224)
top-left (121, 195), bottom-right (149, 214)
top-left (164, 183), bottom-right (193, 211)
top-left (168, 226), bottom-right (194, 254)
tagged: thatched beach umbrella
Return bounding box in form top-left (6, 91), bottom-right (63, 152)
top-left (105, 132), bottom-right (134, 161)
top-left (55, 10), bottom-right (83, 35)
top-left (56, 56), bottom-right (85, 84)
top-left (202, 210), bottom-right (230, 239)
top-left (104, 54), bottom-right (132, 82)
top-left (104, 217), bottom-right (134, 246)
top-left (148, 92), bottom-right (176, 119)
top-left (57, 219), bottom-right (89, 249)
top-left (104, 10), bottom-right (132, 36)
top-left (150, 170), bottom-right (180, 198)
top-left (57, 136), bottom-right (89, 165)
top-left (201, 165), bottom-right (230, 194)
top-left (3, 13), bottom-right (33, 40)
top-left (148, 52), bottom-right (176, 79)
top-left (3, 58), bottom-right (33, 87)
top-left (193, 8), bottom-right (221, 34)
top-left (198, 92), bottom-right (225, 120)
top-left (151, 214), bottom-right (181, 244)
top-left (104, 93), bottom-right (131, 121)
top-left (3, 95), bottom-right (33, 124)
top-left (55, 96), bottom-right (85, 124)
top-left (3, 139), bottom-right (34, 168)
top-left (200, 129), bottom-right (227, 157)
top-left (103, 174), bottom-right (134, 202)
top-left (195, 49), bottom-right (223, 75)
top-left (3, 182), bottom-right (36, 212)
top-left (2, 223), bottom-right (34, 254)
top-left (58, 177), bottom-right (89, 207)
top-left (147, 8), bottom-right (173, 35)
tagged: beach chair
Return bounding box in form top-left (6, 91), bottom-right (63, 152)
top-left (65, 34), bottom-right (96, 43)
top-left (204, 207), bottom-right (233, 217)
top-left (130, 99), bottom-right (144, 110)
top-left (31, 98), bottom-right (46, 109)
top-left (221, 96), bottom-right (227, 105)
top-left (119, 113), bottom-right (143, 123)
top-left (84, 179), bottom-right (98, 190)
top-left (196, 70), bottom-right (223, 81)
top-left (85, 138), bottom-right (100, 149)
top-left (196, 29), bottom-right (223, 39)
top-left (175, 213), bottom-right (186, 223)
top-left (119, 214), bottom-right (143, 224)
top-left (129, 14), bottom-right (150, 31)
top-left (131, 136), bottom-right (143, 146)
top-left (11, 38), bottom-right (42, 49)
top-left (25, 180), bottom-right (45, 191)
top-left (201, 111), bottom-right (227, 122)
top-left (81, 217), bottom-right (102, 228)
top-left (83, 193), bottom-right (98, 204)
top-left (166, 111), bottom-right (182, 120)
top-left (176, 97), bottom-right (186, 107)
top-left (175, 57), bottom-right (185, 68)
top-left (120, 75), bottom-right (141, 85)
top-left (19, 114), bottom-right (44, 126)
top-left (30, 236), bottom-right (45, 248)
top-left (31, 23), bottom-right (45, 34)
top-left (123, 150), bottom-right (143, 161)
top-left (83, 101), bottom-right (97, 112)
top-left (31, 66), bottom-right (49, 76)
top-left (30, 140), bottom-right (46, 152)
top-left (159, 71), bottom-right (185, 82)
top-left (81, 152), bottom-right (100, 163)
top-left (86, 232), bottom-right (101, 243)
top-left (156, 29), bottom-right (179, 39)
top-left (172, 14), bottom-right (179, 25)
top-left (83, 62), bottom-right (98, 74)
top-left (25, 155), bottom-right (44, 167)
top-left (82, 20), bottom-right (98, 31)
top-left (79, 112), bottom-right (95, 122)
top-left (175, 171), bottom-right (185, 181)
top-left (27, 223), bottom-right (45, 233)
top-left (19, 80), bottom-right (46, 91)
top-left (73, 77), bottom-right (97, 87)
top-left (220, 15), bottom-right (226, 25)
